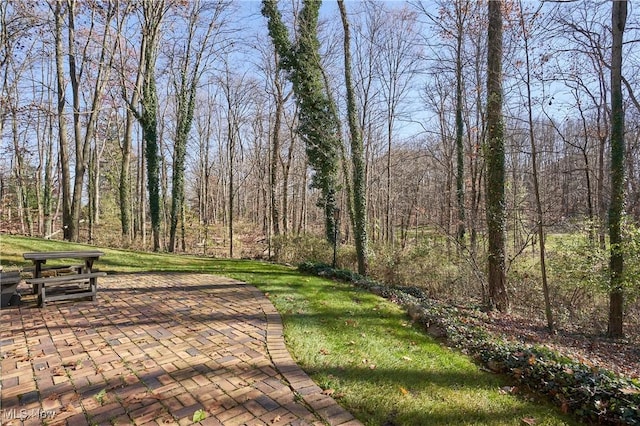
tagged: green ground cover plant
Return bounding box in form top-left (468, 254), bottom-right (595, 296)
top-left (1, 235), bottom-right (577, 425)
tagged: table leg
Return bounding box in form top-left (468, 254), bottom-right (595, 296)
top-left (32, 260), bottom-right (44, 295)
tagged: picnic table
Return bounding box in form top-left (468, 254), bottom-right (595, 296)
top-left (23, 250), bottom-right (106, 307)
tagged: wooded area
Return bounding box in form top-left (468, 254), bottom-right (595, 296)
top-left (1, 0), bottom-right (639, 339)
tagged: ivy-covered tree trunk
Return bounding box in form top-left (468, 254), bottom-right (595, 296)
top-left (338, 0), bottom-right (368, 276)
top-left (169, 61), bottom-right (197, 252)
top-left (142, 73), bottom-right (161, 252)
top-left (484, 0), bottom-right (509, 312)
top-left (262, 0), bottom-right (340, 243)
top-left (139, 0), bottom-right (165, 252)
top-left (608, 0), bottom-right (627, 338)
top-left (169, 93), bottom-right (192, 252)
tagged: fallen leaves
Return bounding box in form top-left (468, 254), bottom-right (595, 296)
top-left (620, 387), bottom-right (640, 395)
top-left (478, 312), bottom-right (640, 380)
top-left (158, 415), bottom-right (175, 424)
top-left (357, 358), bottom-right (376, 370)
top-left (122, 390), bottom-right (162, 404)
top-left (498, 386), bottom-right (518, 395)
top-left (52, 366), bottom-right (66, 376)
top-left (345, 319), bottom-right (358, 327)
top-left (60, 403), bottom-right (77, 413)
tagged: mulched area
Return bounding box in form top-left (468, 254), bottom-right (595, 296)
top-left (475, 312), bottom-right (640, 380)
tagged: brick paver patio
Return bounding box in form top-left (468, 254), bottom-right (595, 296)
top-left (0, 273), bottom-right (362, 426)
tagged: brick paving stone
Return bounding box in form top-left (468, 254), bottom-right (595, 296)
top-left (66, 413), bottom-right (89, 426)
top-left (130, 401), bottom-right (166, 425)
top-left (42, 394), bottom-right (63, 410)
top-left (172, 402), bottom-right (205, 420)
top-left (243, 398), bottom-right (268, 417)
top-left (89, 402), bottom-right (127, 424)
top-left (215, 405), bottom-right (251, 423)
top-left (217, 394), bottom-right (238, 410)
top-left (241, 419), bottom-right (267, 426)
top-left (259, 406), bottom-right (297, 424)
top-left (0, 273), bottom-right (362, 426)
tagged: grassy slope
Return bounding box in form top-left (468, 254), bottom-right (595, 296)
top-left (1, 235), bottom-right (576, 425)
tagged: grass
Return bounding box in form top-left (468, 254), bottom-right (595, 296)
top-left (1, 235), bottom-right (577, 425)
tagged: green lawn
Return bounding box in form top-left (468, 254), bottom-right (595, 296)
top-left (1, 235), bottom-right (576, 425)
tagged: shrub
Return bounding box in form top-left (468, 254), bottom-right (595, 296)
top-left (273, 234), bottom-right (332, 265)
top-left (367, 241), bottom-right (481, 301)
top-left (546, 234), bottom-right (609, 330)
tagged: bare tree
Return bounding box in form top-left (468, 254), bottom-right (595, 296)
top-left (219, 64), bottom-right (255, 258)
top-left (167, 0), bottom-right (232, 252)
top-left (115, 1), bottom-right (140, 245)
top-left (414, 0), bottom-right (471, 247)
top-left (516, 0), bottom-right (554, 330)
top-left (374, 4), bottom-right (420, 244)
top-left (62, 0), bottom-right (117, 241)
top-left (552, 2), bottom-right (613, 247)
top-left (1, 2), bottom-right (44, 236)
top-left (51, 0), bottom-right (73, 241)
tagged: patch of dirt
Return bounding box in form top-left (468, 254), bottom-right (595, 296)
top-left (475, 312), bottom-right (640, 380)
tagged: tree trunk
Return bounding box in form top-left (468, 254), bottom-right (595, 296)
top-left (53, 0), bottom-right (72, 241)
top-left (608, 0), bottom-right (627, 338)
top-left (228, 96), bottom-right (235, 259)
top-left (137, 0), bottom-right (165, 252)
top-left (119, 19), bottom-right (142, 245)
top-left (270, 52), bottom-right (283, 239)
top-left (455, 6), bottom-right (465, 248)
top-left (120, 109), bottom-right (135, 244)
top-left (282, 125), bottom-right (295, 234)
top-left (484, 0), bottom-right (509, 312)
top-left (43, 114), bottom-right (54, 238)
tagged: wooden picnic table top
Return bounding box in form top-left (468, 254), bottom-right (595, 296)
top-left (23, 250), bottom-right (105, 261)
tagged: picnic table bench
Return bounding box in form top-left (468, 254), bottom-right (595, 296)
top-left (23, 250), bottom-right (106, 308)
top-left (1, 271), bottom-right (22, 307)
